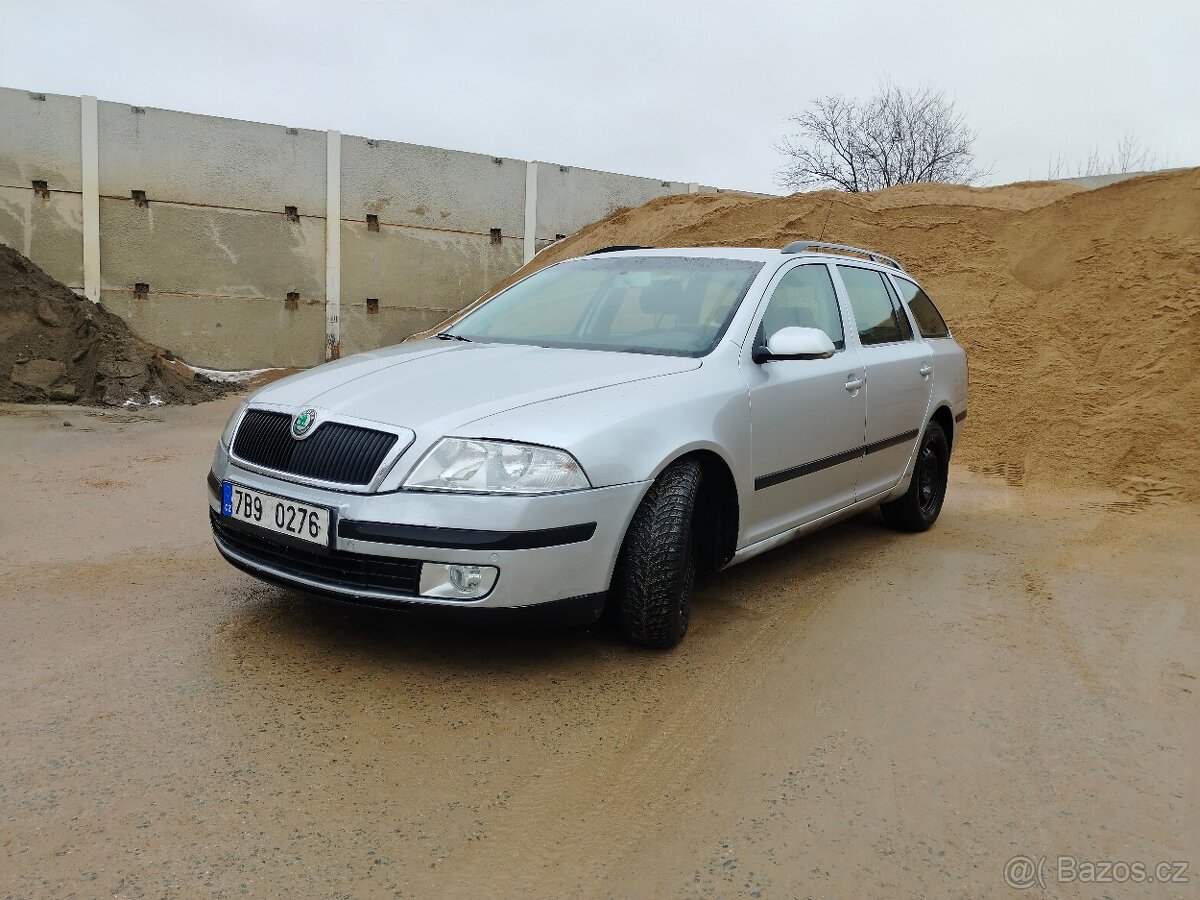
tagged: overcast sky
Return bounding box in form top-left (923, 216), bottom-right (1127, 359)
top-left (2, 0), bottom-right (1196, 194)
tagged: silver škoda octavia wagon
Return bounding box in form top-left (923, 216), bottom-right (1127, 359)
top-left (209, 242), bottom-right (968, 647)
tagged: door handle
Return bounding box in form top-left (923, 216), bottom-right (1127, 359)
top-left (918, 363), bottom-right (933, 377)
top-left (845, 375), bottom-right (865, 392)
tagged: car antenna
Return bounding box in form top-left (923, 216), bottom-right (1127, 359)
top-left (817, 194), bottom-right (835, 241)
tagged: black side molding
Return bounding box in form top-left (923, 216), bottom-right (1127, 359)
top-left (338, 519), bottom-right (597, 551)
top-left (754, 446), bottom-right (863, 490)
top-left (955, 410), bottom-right (967, 423)
top-left (864, 429), bottom-right (920, 455)
top-left (755, 428), bottom-right (921, 491)
top-left (207, 469), bottom-right (222, 497)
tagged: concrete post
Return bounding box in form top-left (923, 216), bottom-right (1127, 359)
top-left (325, 130), bottom-right (341, 360)
top-left (523, 161), bottom-right (539, 265)
top-left (81, 95), bottom-right (101, 303)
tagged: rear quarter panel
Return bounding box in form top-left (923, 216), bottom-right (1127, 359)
top-left (929, 337), bottom-right (968, 448)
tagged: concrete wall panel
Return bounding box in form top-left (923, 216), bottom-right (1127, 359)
top-left (534, 163), bottom-right (687, 240)
top-left (97, 101), bottom-right (326, 212)
top-left (340, 306), bottom-right (452, 358)
top-left (98, 199), bottom-right (325, 299)
top-left (0, 186), bottom-right (85, 289)
top-left (0, 87), bottom-right (82, 192)
top-left (341, 137), bottom-right (526, 236)
top-left (101, 289), bottom-right (326, 370)
top-left (339, 223), bottom-right (521, 355)
top-left (341, 222), bottom-right (521, 309)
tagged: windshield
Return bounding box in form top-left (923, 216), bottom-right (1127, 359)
top-left (444, 256), bottom-right (765, 357)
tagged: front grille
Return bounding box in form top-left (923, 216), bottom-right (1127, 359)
top-left (211, 512), bottom-right (421, 597)
top-left (231, 409), bottom-right (398, 486)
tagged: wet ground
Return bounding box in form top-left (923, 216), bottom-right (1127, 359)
top-left (2, 398), bottom-right (1196, 898)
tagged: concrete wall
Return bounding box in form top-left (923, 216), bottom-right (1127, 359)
top-left (533, 163), bottom-right (690, 241)
top-left (337, 135), bottom-right (528, 355)
top-left (91, 101), bottom-right (331, 367)
top-left (0, 90), bottom-right (84, 289)
top-left (0, 85), bottom-right (746, 368)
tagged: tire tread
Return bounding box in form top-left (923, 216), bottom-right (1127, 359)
top-left (615, 458), bottom-right (702, 648)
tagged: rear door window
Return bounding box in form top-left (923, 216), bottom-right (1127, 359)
top-left (836, 265), bottom-right (909, 346)
top-left (892, 277), bottom-right (951, 338)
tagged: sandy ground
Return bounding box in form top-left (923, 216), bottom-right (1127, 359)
top-left (1, 397), bottom-right (1197, 898)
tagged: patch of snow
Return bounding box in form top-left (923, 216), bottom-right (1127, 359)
top-left (148, 394), bottom-right (165, 406)
top-left (190, 366), bottom-right (279, 384)
top-left (122, 398), bottom-right (140, 408)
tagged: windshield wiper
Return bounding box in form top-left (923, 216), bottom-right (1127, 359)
top-left (434, 332), bottom-right (472, 342)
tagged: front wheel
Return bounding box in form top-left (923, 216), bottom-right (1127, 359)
top-left (881, 421), bottom-right (949, 532)
top-left (613, 458), bottom-right (702, 649)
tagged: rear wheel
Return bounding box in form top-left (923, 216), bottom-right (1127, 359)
top-left (613, 458), bottom-right (702, 648)
top-left (881, 421), bottom-right (949, 532)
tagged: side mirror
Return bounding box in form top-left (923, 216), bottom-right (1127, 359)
top-left (753, 326), bottom-right (836, 363)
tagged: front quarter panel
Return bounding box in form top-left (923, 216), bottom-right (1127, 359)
top-left (452, 342), bottom-right (753, 517)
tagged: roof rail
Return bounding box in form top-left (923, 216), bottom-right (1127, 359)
top-left (586, 245), bottom-right (653, 255)
top-left (780, 240), bottom-right (905, 272)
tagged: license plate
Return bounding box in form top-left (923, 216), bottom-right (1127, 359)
top-left (222, 482), bottom-right (331, 546)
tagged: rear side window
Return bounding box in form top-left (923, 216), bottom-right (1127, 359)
top-left (892, 277), bottom-right (950, 338)
top-left (836, 265), bottom-right (909, 346)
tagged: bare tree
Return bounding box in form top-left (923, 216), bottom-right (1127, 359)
top-left (775, 83), bottom-right (986, 192)
top-left (1045, 135), bottom-right (1167, 179)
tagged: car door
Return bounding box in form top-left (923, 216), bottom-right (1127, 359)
top-left (741, 262), bottom-right (867, 544)
top-left (833, 264), bottom-right (934, 500)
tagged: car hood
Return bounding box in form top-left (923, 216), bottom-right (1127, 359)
top-left (251, 339), bottom-right (701, 432)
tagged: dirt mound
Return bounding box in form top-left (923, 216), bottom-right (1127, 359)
top-left (0, 244), bottom-right (230, 406)
top-left (464, 169), bottom-right (1200, 501)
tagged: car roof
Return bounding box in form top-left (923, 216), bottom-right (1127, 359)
top-left (588, 247), bottom-right (781, 261)
top-left (580, 246), bottom-right (911, 275)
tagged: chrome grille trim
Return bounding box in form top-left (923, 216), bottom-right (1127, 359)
top-left (227, 403), bottom-right (415, 493)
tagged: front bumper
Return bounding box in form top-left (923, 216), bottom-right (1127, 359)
top-left (208, 443), bottom-right (647, 617)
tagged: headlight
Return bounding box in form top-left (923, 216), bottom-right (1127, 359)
top-left (403, 438), bottom-right (590, 494)
top-left (220, 400), bottom-right (247, 448)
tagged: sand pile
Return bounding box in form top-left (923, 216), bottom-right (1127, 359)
top-left (0, 244), bottom-right (230, 407)
top-left (473, 168), bottom-right (1200, 502)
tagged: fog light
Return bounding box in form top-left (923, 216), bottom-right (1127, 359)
top-left (419, 562), bottom-right (498, 600)
top-left (449, 564), bottom-right (482, 593)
